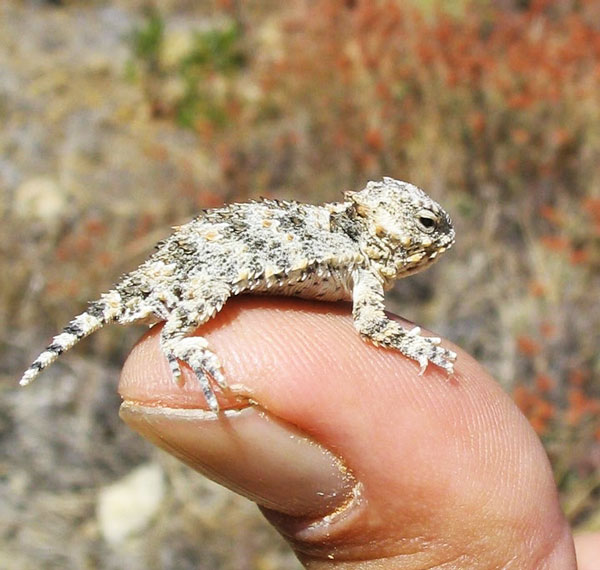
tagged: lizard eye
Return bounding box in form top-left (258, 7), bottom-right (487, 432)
top-left (416, 209), bottom-right (438, 234)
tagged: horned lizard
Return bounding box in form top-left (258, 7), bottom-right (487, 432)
top-left (20, 177), bottom-right (456, 411)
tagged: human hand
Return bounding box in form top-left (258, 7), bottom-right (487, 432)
top-left (118, 296), bottom-right (586, 569)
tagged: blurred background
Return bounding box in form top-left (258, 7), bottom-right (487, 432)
top-left (1, 0), bottom-right (598, 568)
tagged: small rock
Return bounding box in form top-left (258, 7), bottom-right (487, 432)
top-left (97, 462), bottom-right (165, 545)
top-left (161, 27), bottom-right (194, 68)
top-left (14, 176), bottom-right (72, 225)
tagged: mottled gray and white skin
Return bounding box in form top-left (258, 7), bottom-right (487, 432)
top-left (20, 177), bottom-right (456, 411)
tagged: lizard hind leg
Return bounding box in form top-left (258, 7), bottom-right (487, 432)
top-left (160, 328), bottom-right (227, 413)
top-left (158, 286), bottom-right (231, 412)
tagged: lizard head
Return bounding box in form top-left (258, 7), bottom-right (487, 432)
top-left (346, 177), bottom-right (455, 278)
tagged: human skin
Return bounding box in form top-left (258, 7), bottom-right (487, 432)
top-left (118, 296), bottom-right (592, 569)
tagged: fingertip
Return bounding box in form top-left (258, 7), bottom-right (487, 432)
top-left (118, 296), bottom-right (575, 568)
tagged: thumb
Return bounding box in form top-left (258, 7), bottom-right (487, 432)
top-left (118, 296), bottom-right (576, 569)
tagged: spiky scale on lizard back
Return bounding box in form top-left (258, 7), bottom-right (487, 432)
top-left (20, 177), bottom-right (456, 412)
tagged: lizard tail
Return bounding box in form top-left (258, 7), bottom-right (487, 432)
top-left (19, 292), bottom-right (122, 386)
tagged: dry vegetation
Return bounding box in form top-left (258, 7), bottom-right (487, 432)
top-left (1, 0), bottom-right (598, 568)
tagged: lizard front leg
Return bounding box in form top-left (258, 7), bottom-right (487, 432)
top-left (351, 268), bottom-right (456, 374)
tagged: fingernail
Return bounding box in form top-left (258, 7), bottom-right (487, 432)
top-left (119, 402), bottom-right (357, 517)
